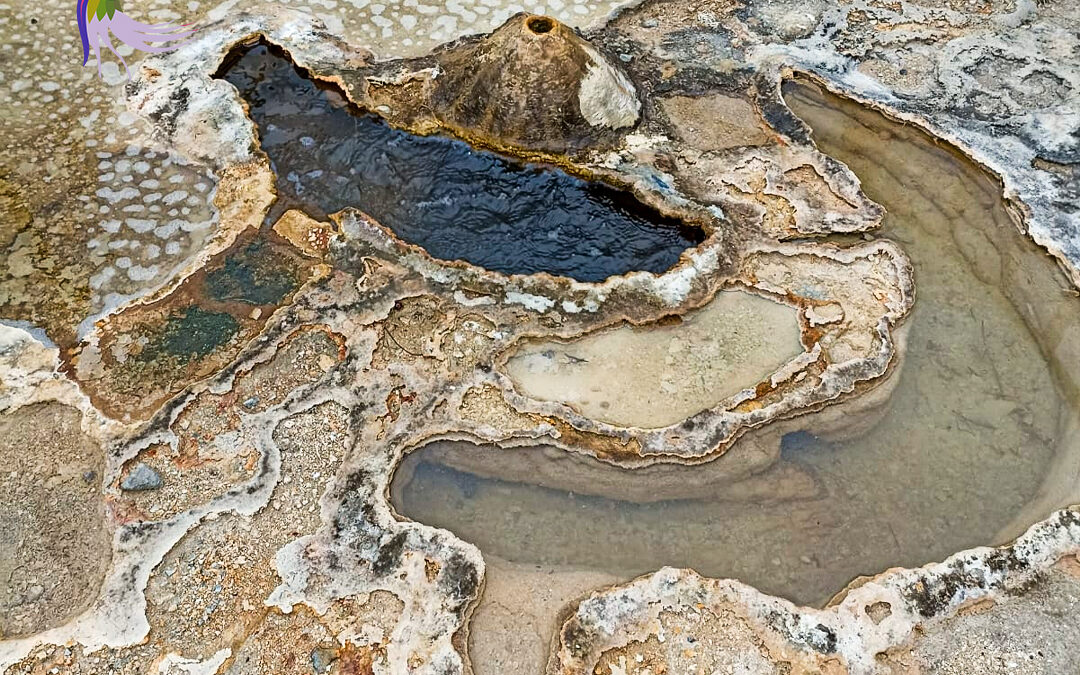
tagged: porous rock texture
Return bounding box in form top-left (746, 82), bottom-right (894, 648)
top-left (0, 0), bottom-right (1078, 674)
top-left (551, 511), bottom-right (1080, 675)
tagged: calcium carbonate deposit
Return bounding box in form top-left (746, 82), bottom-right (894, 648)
top-left (1, 0), bottom-right (1079, 674)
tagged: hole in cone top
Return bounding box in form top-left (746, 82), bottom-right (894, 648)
top-left (526, 16), bottom-right (554, 34)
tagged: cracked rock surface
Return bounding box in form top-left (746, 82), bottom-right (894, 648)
top-left (1, 0), bottom-right (1078, 673)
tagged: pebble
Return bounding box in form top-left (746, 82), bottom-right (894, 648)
top-left (642, 17), bottom-right (658, 27)
top-left (121, 462), bottom-right (163, 491)
top-left (310, 647), bottom-right (337, 672)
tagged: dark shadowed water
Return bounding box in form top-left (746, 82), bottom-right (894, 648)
top-left (220, 46), bottom-right (702, 281)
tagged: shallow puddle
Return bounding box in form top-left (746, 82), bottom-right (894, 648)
top-left (503, 290), bottom-right (804, 428)
top-left (392, 81), bottom-right (1080, 673)
top-left (219, 46), bottom-right (702, 281)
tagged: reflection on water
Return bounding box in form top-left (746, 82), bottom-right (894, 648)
top-left (219, 45), bottom-right (703, 282)
top-left (392, 81), bottom-right (1080, 620)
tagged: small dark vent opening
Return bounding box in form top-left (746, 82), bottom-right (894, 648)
top-left (526, 16), bottom-right (554, 34)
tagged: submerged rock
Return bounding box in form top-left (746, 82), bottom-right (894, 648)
top-left (120, 463), bottom-right (163, 492)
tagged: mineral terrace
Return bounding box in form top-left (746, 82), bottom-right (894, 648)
top-left (1, 0), bottom-right (1079, 674)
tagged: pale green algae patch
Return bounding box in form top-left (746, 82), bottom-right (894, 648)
top-left (503, 291), bottom-right (804, 428)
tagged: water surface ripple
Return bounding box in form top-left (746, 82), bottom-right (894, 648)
top-left (221, 46), bottom-right (702, 281)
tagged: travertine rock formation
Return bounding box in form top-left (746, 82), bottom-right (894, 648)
top-left (1, 0), bottom-right (1078, 674)
top-left (429, 14), bottom-right (642, 151)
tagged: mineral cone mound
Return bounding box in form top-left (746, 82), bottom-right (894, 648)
top-left (430, 14), bottom-right (641, 152)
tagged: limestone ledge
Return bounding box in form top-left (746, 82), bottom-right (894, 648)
top-left (3, 1), bottom-right (1079, 673)
top-left (552, 509), bottom-right (1080, 674)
